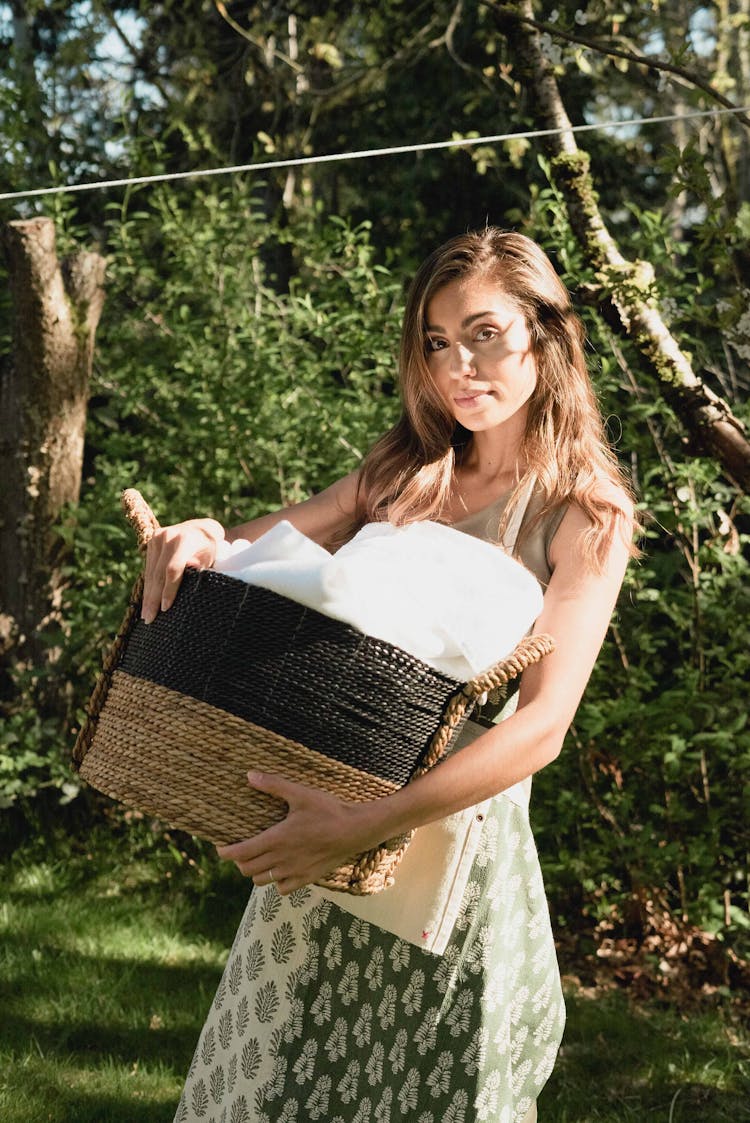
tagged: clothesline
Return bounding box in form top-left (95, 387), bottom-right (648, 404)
top-left (1, 104), bottom-right (747, 203)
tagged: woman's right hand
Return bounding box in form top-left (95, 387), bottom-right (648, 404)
top-left (141, 518), bottom-right (225, 623)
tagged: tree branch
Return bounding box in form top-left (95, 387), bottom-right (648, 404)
top-left (487, 1), bottom-right (750, 131)
top-left (213, 0), bottom-right (304, 74)
top-left (91, 0), bottom-right (171, 106)
top-left (493, 0), bottom-right (750, 493)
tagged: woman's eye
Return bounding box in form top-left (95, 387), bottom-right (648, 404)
top-left (475, 326), bottom-right (497, 342)
top-left (425, 337), bottom-right (446, 353)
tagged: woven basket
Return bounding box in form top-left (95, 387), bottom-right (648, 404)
top-left (73, 490), bottom-right (554, 895)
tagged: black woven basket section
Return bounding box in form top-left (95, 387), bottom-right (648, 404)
top-left (118, 568), bottom-right (467, 788)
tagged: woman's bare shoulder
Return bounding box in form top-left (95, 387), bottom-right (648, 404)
top-left (590, 476), bottom-right (635, 519)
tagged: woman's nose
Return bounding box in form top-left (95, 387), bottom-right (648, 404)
top-left (451, 343), bottom-right (476, 376)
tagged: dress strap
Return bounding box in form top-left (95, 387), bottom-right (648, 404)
top-left (501, 474), bottom-right (537, 553)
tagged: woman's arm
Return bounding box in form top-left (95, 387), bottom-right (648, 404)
top-left (218, 499), bottom-right (634, 893)
top-left (141, 471), bottom-right (361, 623)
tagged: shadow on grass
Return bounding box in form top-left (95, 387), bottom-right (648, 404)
top-left (2, 852), bottom-right (248, 949)
top-left (543, 987), bottom-right (749, 1122)
top-left (1, 1060), bottom-right (178, 1123)
top-left (0, 942), bottom-right (223, 1066)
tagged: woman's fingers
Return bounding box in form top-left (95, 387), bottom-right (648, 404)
top-left (216, 837), bottom-right (287, 889)
top-left (141, 520), bottom-right (224, 622)
top-left (216, 835), bottom-right (269, 866)
top-left (215, 772), bottom-right (364, 895)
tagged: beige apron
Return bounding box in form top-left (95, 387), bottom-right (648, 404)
top-left (315, 477), bottom-right (539, 954)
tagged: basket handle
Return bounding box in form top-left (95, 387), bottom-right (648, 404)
top-left (121, 488), bottom-right (161, 554)
top-left (412, 631), bottom-right (556, 780)
top-left (462, 632), bottom-right (556, 700)
top-left (73, 489), bottom-right (158, 768)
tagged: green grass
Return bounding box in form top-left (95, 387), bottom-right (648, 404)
top-left (1, 824), bottom-right (748, 1122)
top-left (542, 988), bottom-right (748, 1121)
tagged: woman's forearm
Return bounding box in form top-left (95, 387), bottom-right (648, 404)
top-left (356, 701), bottom-right (565, 846)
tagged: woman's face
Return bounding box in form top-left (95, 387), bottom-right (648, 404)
top-left (424, 276), bottom-right (538, 434)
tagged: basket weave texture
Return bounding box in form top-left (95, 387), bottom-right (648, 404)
top-left (73, 490), bottom-right (554, 895)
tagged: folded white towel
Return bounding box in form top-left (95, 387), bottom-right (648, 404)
top-left (213, 520), bottom-right (542, 680)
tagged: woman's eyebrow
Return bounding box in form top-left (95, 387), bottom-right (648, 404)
top-left (425, 311), bottom-right (500, 333)
top-left (461, 310), bottom-right (493, 328)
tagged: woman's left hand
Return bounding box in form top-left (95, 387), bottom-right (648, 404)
top-left (216, 771), bottom-right (383, 895)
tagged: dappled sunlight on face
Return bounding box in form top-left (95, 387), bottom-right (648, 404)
top-left (424, 277), bottom-right (537, 435)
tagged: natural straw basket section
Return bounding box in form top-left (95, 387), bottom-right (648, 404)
top-left (73, 489), bottom-right (555, 895)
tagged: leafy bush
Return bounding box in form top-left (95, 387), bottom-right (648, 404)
top-left (523, 162), bottom-right (750, 950)
top-left (1, 188), bottom-right (403, 822)
top-left (2, 174), bottom-right (748, 955)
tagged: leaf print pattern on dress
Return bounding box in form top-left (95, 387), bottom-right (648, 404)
top-left (209, 1065), bottom-right (225, 1105)
top-left (200, 1027), bottom-right (216, 1068)
top-left (227, 1052), bottom-right (237, 1095)
top-left (244, 939), bottom-right (264, 983)
top-left (218, 1009), bottom-right (233, 1051)
top-left (401, 967), bottom-right (424, 1015)
top-left (259, 887), bottom-right (282, 924)
top-left (324, 925), bottom-right (342, 968)
top-left (305, 1073), bottom-right (331, 1120)
top-left (278, 1097), bottom-right (299, 1123)
top-left (376, 983), bottom-right (397, 1030)
top-left (173, 796), bottom-right (565, 1123)
top-left (475, 1069), bottom-right (501, 1122)
top-left (426, 1050), bottom-right (453, 1097)
top-left (227, 955), bottom-right (242, 996)
top-left (310, 980), bottom-right (332, 1025)
top-left (444, 1088), bottom-right (469, 1123)
top-left (254, 980), bottom-right (279, 1024)
top-left (234, 995), bottom-right (249, 1038)
top-left (348, 916), bottom-right (370, 949)
top-left (240, 1038), bottom-right (261, 1082)
top-left (352, 1097), bottom-right (372, 1123)
top-left (446, 988), bottom-right (474, 1036)
top-left (337, 1058), bottom-right (360, 1104)
top-left (337, 961), bottom-right (359, 1005)
top-left (397, 1066), bottom-right (421, 1113)
top-left (191, 1078), bottom-right (209, 1117)
top-left (292, 1039), bottom-right (317, 1085)
top-left (272, 921), bottom-right (295, 964)
top-left (364, 945), bottom-right (384, 991)
top-left (353, 1001), bottom-right (372, 1047)
top-left (283, 996), bottom-right (304, 1043)
top-left (325, 1016), bottom-right (348, 1063)
top-left (365, 1040), bottom-right (384, 1087)
top-left (461, 1025), bottom-right (489, 1076)
top-left (414, 1006), bottom-right (439, 1055)
top-left (388, 1027), bottom-right (408, 1074)
top-left (374, 1085), bottom-right (393, 1123)
top-left (388, 939), bottom-right (410, 973)
top-left (228, 1095), bottom-right (250, 1123)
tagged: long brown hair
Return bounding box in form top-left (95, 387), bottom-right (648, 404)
top-left (355, 228), bottom-right (636, 568)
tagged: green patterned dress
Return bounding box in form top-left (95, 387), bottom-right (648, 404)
top-left (174, 792), bottom-right (563, 1123)
top-left (173, 495), bottom-right (567, 1123)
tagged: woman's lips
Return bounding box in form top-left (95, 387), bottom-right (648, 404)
top-left (454, 391), bottom-right (492, 408)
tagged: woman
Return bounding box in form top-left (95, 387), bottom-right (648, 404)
top-left (145, 229), bottom-right (635, 1123)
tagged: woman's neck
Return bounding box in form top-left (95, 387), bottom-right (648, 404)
top-left (458, 427), bottom-right (525, 487)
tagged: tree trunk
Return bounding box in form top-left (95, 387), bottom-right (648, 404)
top-left (0, 217), bottom-right (106, 673)
top-left (493, 0), bottom-right (750, 493)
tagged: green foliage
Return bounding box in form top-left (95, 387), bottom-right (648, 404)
top-left (523, 157), bottom-right (750, 952)
top-left (88, 185), bottom-right (401, 520)
top-left (2, 160), bottom-right (749, 953)
top-left (0, 189), bottom-right (403, 824)
top-left (2, 0), bottom-right (749, 953)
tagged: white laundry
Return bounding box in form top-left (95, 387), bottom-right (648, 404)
top-left (213, 519), bottom-right (542, 680)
